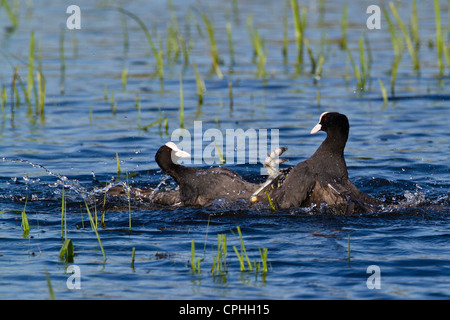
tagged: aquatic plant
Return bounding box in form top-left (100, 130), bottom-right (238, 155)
top-left (121, 66), bottom-right (128, 91)
top-left (290, 0), bottom-right (306, 65)
top-left (44, 269), bottom-right (55, 300)
top-left (304, 38), bottom-right (324, 78)
top-left (59, 28), bottom-right (66, 94)
top-left (131, 247), bottom-right (135, 269)
top-left (433, 0), bottom-right (445, 76)
top-left (60, 187), bottom-right (66, 239)
top-left (27, 31), bottom-right (35, 100)
top-left (378, 78), bottom-right (388, 106)
top-left (259, 247), bottom-right (268, 273)
top-left (83, 197), bottom-right (106, 261)
top-left (194, 10), bottom-right (223, 79)
top-left (265, 189), bottom-right (276, 211)
top-left (211, 234), bottom-right (227, 276)
top-left (232, 226), bottom-right (252, 271)
top-left (58, 187), bottom-right (74, 262)
top-left (58, 238), bottom-right (74, 262)
top-left (1, 0), bottom-right (18, 31)
top-left (190, 239), bottom-right (202, 273)
top-left (193, 62), bottom-right (205, 105)
top-left (117, 7), bottom-right (164, 80)
top-left (282, 3), bottom-right (288, 62)
top-left (347, 234), bottom-right (351, 262)
top-left (411, 0), bottom-right (420, 50)
top-left (339, 3), bottom-right (348, 50)
top-left (179, 74), bottom-right (184, 129)
top-left (0, 84), bottom-right (6, 117)
top-left (226, 22), bottom-right (235, 65)
top-left (116, 152), bottom-right (121, 178)
top-left (21, 198), bottom-right (29, 237)
top-left (247, 15), bottom-right (267, 77)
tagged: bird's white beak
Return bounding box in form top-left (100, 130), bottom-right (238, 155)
top-left (310, 111), bottom-right (329, 134)
top-left (310, 123), bottom-right (322, 134)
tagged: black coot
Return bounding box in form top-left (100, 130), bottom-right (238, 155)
top-left (155, 142), bottom-right (260, 206)
top-left (262, 112), bottom-right (378, 214)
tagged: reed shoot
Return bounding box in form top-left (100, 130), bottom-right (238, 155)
top-left (378, 78), bottom-right (388, 106)
top-left (83, 197), bottom-right (106, 261)
top-left (340, 3), bottom-right (348, 50)
top-left (117, 8), bottom-right (164, 80)
top-left (27, 31), bottom-right (35, 99)
top-left (59, 28), bottom-right (66, 94)
top-left (121, 66), bottom-right (128, 91)
top-left (58, 238), bottom-right (74, 262)
top-left (389, 2), bottom-right (420, 72)
top-left (226, 22), bottom-right (235, 65)
top-left (195, 10), bottom-right (223, 79)
top-left (45, 269), bottom-right (55, 300)
top-left (116, 152), bottom-right (121, 178)
top-left (259, 247), bottom-right (268, 273)
top-left (193, 62), bottom-right (205, 105)
top-left (2, 0), bottom-right (18, 30)
top-left (233, 226), bottom-right (252, 271)
top-left (131, 247), bottom-right (135, 269)
top-left (213, 139), bottom-right (225, 165)
top-left (190, 239), bottom-right (201, 273)
top-left (290, 0), bottom-right (306, 65)
top-left (21, 198), bottom-right (29, 236)
top-left (211, 234), bottom-right (227, 276)
top-left (179, 74), bottom-right (184, 129)
top-left (282, 3), bottom-right (288, 62)
top-left (433, 0), bottom-right (444, 76)
top-left (411, 0), bottom-right (419, 49)
top-left (247, 15), bottom-right (267, 77)
top-left (60, 186), bottom-right (66, 238)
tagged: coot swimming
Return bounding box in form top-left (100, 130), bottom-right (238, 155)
top-left (261, 112), bottom-right (378, 214)
top-left (154, 142), bottom-right (260, 206)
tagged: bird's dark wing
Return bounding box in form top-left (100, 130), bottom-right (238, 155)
top-left (180, 167), bottom-right (258, 206)
top-left (268, 162), bottom-right (316, 209)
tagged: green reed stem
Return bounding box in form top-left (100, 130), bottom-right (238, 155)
top-left (389, 2), bottom-right (419, 72)
top-left (131, 247), bottom-right (135, 269)
top-left (59, 28), bottom-right (66, 94)
top-left (290, 0), bottom-right (306, 65)
top-left (121, 66), bottom-right (128, 91)
top-left (434, 0), bottom-right (444, 76)
top-left (226, 22), bottom-right (235, 65)
top-left (411, 0), bottom-right (419, 49)
top-left (259, 247), bottom-right (268, 273)
top-left (2, 0), bottom-right (18, 30)
top-left (83, 197), bottom-right (106, 262)
top-left (378, 78), bottom-right (388, 106)
top-left (179, 74), bottom-right (184, 129)
top-left (193, 62), bottom-right (205, 105)
top-left (45, 268), bottom-right (55, 300)
top-left (27, 31), bottom-right (35, 99)
top-left (117, 7), bottom-right (163, 80)
top-left (21, 198), bottom-right (29, 236)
